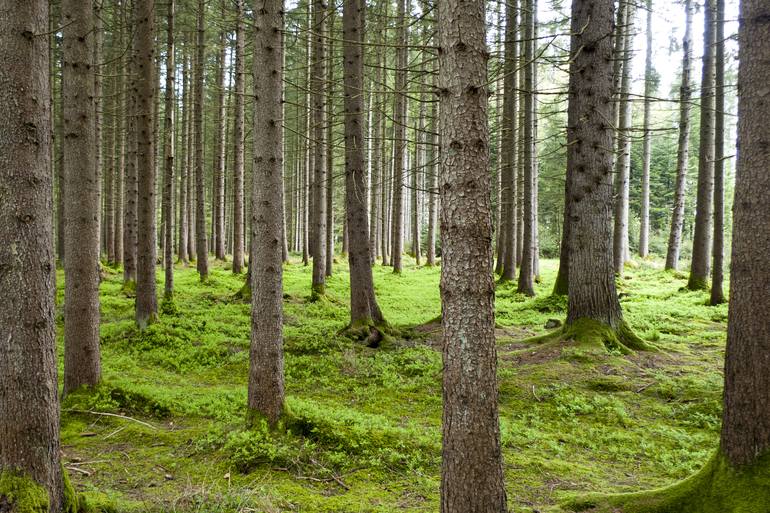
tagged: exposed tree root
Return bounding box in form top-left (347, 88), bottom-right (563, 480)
top-left (562, 451), bottom-right (770, 513)
top-left (520, 318), bottom-right (657, 354)
top-left (338, 318), bottom-right (394, 348)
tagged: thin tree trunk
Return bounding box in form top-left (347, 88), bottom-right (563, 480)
top-left (438, 0), bottom-right (507, 506)
top-left (517, 0), bottom-right (536, 296)
top-left (0, 2), bottom-right (64, 508)
top-left (124, 11), bottom-right (138, 285)
top-left (709, 0), bottom-right (725, 305)
top-left (687, 0), bottom-right (715, 290)
top-left (178, 48), bottom-right (190, 264)
top-left (311, 0), bottom-right (328, 294)
top-left (195, 0), bottom-right (209, 279)
top-left (248, 0), bottom-right (286, 426)
top-left (664, 0), bottom-right (693, 271)
top-left (326, 7), bottom-right (336, 276)
top-left (62, 0), bottom-right (102, 395)
top-left (94, 1), bottom-right (103, 258)
top-left (613, 2), bottom-right (634, 273)
top-left (638, 0), bottom-right (653, 257)
top-left (500, 0), bottom-right (518, 282)
top-left (390, 0), bottom-right (408, 273)
top-left (233, 0), bottom-right (246, 273)
top-left (163, 0), bottom-right (176, 298)
top-left (426, 98), bottom-right (438, 266)
top-left (214, 27), bottom-right (227, 261)
top-left (343, 0), bottom-right (385, 332)
top-left (113, 1), bottom-right (125, 266)
top-left (135, 0), bottom-right (158, 327)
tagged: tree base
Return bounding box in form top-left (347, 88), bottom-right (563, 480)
top-left (686, 275), bottom-right (710, 292)
top-left (233, 281), bottom-right (251, 302)
top-left (523, 318), bottom-right (657, 354)
top-left (310, 283), bottom-right (325, 302)
top-left (339, 318), bottom-right (393, 348)
top-left (562, 451), bottom-right (770, 513)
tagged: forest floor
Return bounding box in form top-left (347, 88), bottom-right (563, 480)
top-left (57, 256), bottom-right (727, 512)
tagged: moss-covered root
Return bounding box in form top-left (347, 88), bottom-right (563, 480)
top-left (339, 318), bottom-right (393, 348)
top-left (562, 451), bottom-right (770, 513)
top-left (521, 318), bottom-right (657, 354)
top-left (233, 281), bottom-right (251, 301)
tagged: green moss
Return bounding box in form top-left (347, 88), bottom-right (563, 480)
top-left (62, 382), bottom-right (171, 418)
top-left (310, 283), bottom-right (326, 301)
top-left (160, 296), bottom-right (179, 315)
top-left (563, 450), bottom-right (770, 513)
top-left (520, 318), bottom-right (657, 354)
top-left (120, 280), bottom-right (136, 296)
top-left (686, 275), bottom-right (710, 292)
top-left (62, 467), bottom-right (78, 513)
top-left (0, 470), bottom-right (49, 513)
top-left (76, 492), bottom-right (118, 513)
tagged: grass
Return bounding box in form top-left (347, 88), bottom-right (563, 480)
top-left (56, 256), bottom-right (727, 512)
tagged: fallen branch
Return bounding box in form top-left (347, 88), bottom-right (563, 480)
top-left (64, 409), bottom-right (157, 430)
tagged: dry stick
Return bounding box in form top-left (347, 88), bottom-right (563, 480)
top-left (64, 409), bottom-right (158, 430)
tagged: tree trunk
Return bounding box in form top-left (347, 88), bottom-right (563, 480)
top-left (438, 0), bottom-right (508, 507)
top-left (426, 98), bottom-right (438, 266)
top-left (612, 1), bottom-right (634, 273)
top-left (664, 0), bottom-right (693, 271)
top-left (564, 0), bottom-right (638, 346)
top-left (390, 0), bottom-right (408, 273)
top-left (343, 0), bottom-right (386, 334)
top-left (214, 28), bottom-right (227, 262)
top-left (195, 0), bottom-right (209, 279)
top-left (233, 0), bottom-right (246, 273)
top-left (326, 8), bottom-right (336, 276)
top-left (62, 0), bottom-right (102, 395)
top-left (311, 0), bottom-right (328, 296)
top-left (0, 2), bottom-right (64, 509)
top-left (178, 48), bottom-right (190, 264)
top-left (517, 0), bottom-right (535, 296)
top-left (709, 0), bottom-right (725, 305)
top-left (500, 0), bottom-right (518, 282)
top-left (124, 13), bottom-right (138, 285)
top-left (162, 0), bottom-right (176, 297)
top-left (135, 0), bottom-right (158, 326)
top-left (638, 0), bottom-right (653, 258)
top-left (687, 0), bottom-right (715, 290)
top-left (94, 1), bottom-right (104, 258)
top-left (248, 0), bottom-right (286, 426)
top-left (113, 1), bottom-right (125, 266)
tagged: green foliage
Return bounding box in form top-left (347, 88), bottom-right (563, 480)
top-left (0, 470), bottom-right (49, 513)
top-left (62, 382), bottom-right (171, 418)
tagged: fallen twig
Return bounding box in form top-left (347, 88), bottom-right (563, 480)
top-left (64, 409), bottom-right (157, 430)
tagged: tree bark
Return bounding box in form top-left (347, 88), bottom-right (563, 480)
top-left (687, 0), bottom-right (715, 290)
top-left (162, 0), bottom-right (176, 297)
top-left (664, 0), bottom-right (693, 271)
top-left (113, 0), bottom-right (125, 267)
top-left (248, 0), bottom-right (286, 427)
top-left (124, 7), bottom-right (138, 285)
top-left (213, 28), bottom-right (227, 262)
top-left (326, 8), bottom-right (336, 276)
top-left (195, 0), bottom-right (209, 279)
top-left (438, 0), bottom-right (508, 507)
top-left (178, 47), bottom-right (190, 264)
top-left (62, 0), bottom-right (102, 395)
top-left (426, 98), bottom-right (438, 266)
top-left (565, 0), bottom-right (625, 330)
top-left (612, 1), bottom-right (634, 273)
top-left (134, 0), bottom-right (158, 326)
top-left (517, 0), bottom-right (536, 296)
top-left (390, 0), bottom-right (408, 273)
top-left (500, 0), bottom-right (518, 282)
top-left (343, 0), bottom-right (385, 332)
top-left (709, 0), bottom-right (725, 305)
top-left (311, 0), bottom-right (328, 295)
top-left (232, 0), bottom-right (246, 273)
top-left (0, 2), bottom-right (64, 509)
top-left (638, 0), bottom-right (653, 258)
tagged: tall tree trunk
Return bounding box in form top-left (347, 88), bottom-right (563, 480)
top-left (369, 27), bottom-right (383, 263)
top-left (326, 8), bottom-right (336, 276)
top-left (178, 48), bottom-right (190, 264)
top-left (721, 0), bottom-right (770, 466)
top-left (517, 0), bottom-right (535, 296)
top-left (687, 0), bottom-right (715, 290)
top-left (214, 28), bottom-right (227, 261)
top-left (124, 12), bottom-right (138, 285)
top-left (638, 0), bottom-right (653, 258)
top-left (500, 0), bottom-right (518, 282)
top-left (135, 0), bottom-right (158, 327)
top-left (563, 0), bottom-right (647, 352)
top-left (113, 1), bottom-right (125, 266)
top-left (664, 0), bottom-right (693, 271)
top-left (62, 0), bottom-right (102, 395)
top-left (390, 0), bottom-right (408, 273)
top-left (195, 0), bottom-right (209, 279)
top-left (438, 0), bottom-right (507, 507)
top-left (0, 2), bottom-right (64, 509)
top-left (426, 98), bottom-right (438, 266)
top-left (311, 0), bottom-right (328, 295)
top-left (163, 0), bottom-right (176, 298)
top-left (709, 0), bottom-right (725, 305)
top-left (343, 0), bottom-right (386, 334)
top-left (233, 0), bottom-right (246, 273)
top-left (612, 2), bottom-right (634, 273)
top-left (248, 0), bottom-right (286, 427)
top-left (94, 1), bottom-right (104, 258)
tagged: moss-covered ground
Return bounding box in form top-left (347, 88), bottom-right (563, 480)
top-left (56, 257), bottom-right (727, 512)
